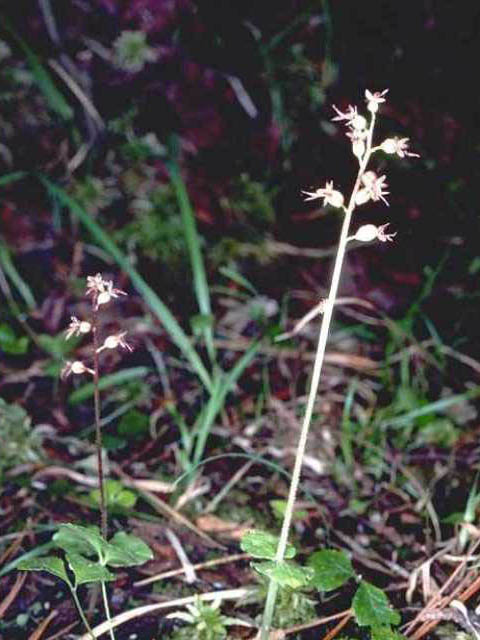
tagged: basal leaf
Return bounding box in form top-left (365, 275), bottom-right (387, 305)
top-left (104, 532), bottom-right (153, 567)
top-left (307, 549), bottom-right (354, 591)
top-left (17, 556), bottom-right (69, 585)
top-left (353, 582), bottom-right (401, 628)
top-left (252, 561), bottom-right (313, 589)
top-left (54, 523), bottom-right (106, 560)
top-left (66, 553), bottom-right (114, 585)
top-left (240, 530), bottom-right (296, 560)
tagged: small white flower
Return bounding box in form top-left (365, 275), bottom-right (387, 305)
top-left (365, 89), bottom-right (388, 113)
top-left (301, 181), bottom-right (345, 208)
top-left (65, 316), bottom-right (92, 340)
top-left (61, 360), bottom-right (94, 379)
top-left (380, 137), bottom-right (419, 158)
top-left (96, 331), bottom-right (132, 353)
top-left (86, 273), bottom-right (127, 309)
top-left (332, 104), bottom-right (358, 124)
top-left (352, 223), bottom-right (397, 243)
top-left (356, 171), bottom-right (389, 206)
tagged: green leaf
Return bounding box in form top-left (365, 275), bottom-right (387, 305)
top-left (89, 479), bottom-right (137, 510)
top-left (53, 524), bottom-right (105, 560)
top-left (270, 499), bottom-right (307, 521)
top-left (352, 582), bottom-right (401, 628)
top-left (371, 626), bottom-right (406, 640)
top-left (117, 409), bottom-right (149, 440)
top-left (240, 530), bottom-right (296, 560)
top-left (252, 561), bottom-right (314, 589)
top-left (68, 367), bottom-right (150, 405)
top-left (0, 324), bottom-right (29, 354)
top-left (104, 532), bottom-right (153, 567)
top-left (307, 549), bottom-right (354, 591)
top-left (17, 555), bottom-right (70, 584)
top-left (66, 553), bottom-right (114, 585)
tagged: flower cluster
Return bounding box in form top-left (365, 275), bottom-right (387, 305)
top-left (61, 274), bottom-right (132, 380)
top-left (302, 88), bottom-right (419, 247)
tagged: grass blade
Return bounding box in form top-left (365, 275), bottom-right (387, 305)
top-left (41, 178), bottom-right (212, 392)
top-left (1, 17), bottom-right (73, 121)
top-left (167, 152), bottom-right (215, 362)
top-left (0, 238), bottom-right (36, 310)
top-left (68, 367), bottom-right (150, 405)
top-left (0, 171), bottom-right (27, 187)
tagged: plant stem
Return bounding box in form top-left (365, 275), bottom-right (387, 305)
top-left (70, 587), bottom-right (96, 640)
top-left (101, 580), bottom-right (117, 640)
top-left (259, 114), bottom-right (377, 640)
top-left (92, 307), bottom-right (108, 539)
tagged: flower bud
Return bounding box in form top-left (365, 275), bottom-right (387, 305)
top-left (352, 139), bottom-right (365, 159)
top-left (354, 224), bottom-right (379, 242)
top-left (355, 188), bottom-right (370, 206)
top-left (380, 138), bottom-right (398, 154)
top-left (351, 114), bottom-right (367, 131)
top-left (328, 190), bottom-right (345, 208)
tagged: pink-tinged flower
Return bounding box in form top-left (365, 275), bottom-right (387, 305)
top-left (65, 316), bottom-right (92, 340)
top-left (61, 360), bottom-right (94, 379)
top-left (365, 89), bottom-right (388, 113)
top-left (356, 171), bottom-right (389, 206)
top-left (353, 223), bottom-right (397, 243)
top-left (86, 273), bottom-right (127, 309)
top-left (96, 331), bottom-right (132, 354)
top-left (301, 181), bottom-right (345, 208)
top-left (332, 104), bottom-right (367, 131)
top-left (380, 137), bottom-right (420, 158)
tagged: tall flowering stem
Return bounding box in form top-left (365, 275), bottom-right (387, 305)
top-left (260, 90), bottom-right (417, 638)
top-left (91, 306), bottom-right (107, 539)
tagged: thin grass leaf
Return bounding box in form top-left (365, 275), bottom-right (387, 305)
top-left (0, 542), bottom-right (54, 578)
top-left (40, 178), bottom-right (212, 392)
top-left (167, 152), bottom-right (215, 362)
top-left (382, 386), bottom-right (480, 429)
top-left (193, 341), bottom-right (259, 465)
top-left (219, 265), bottom-right (258, 295)
top-left (0, 238), bottom-right (36, 310)
top-left (1, 17), bottom-right (73, 121)
top-left (68, 367), bottom-right (150, 405)
top-left (0, 171), bottom-right (27, 187)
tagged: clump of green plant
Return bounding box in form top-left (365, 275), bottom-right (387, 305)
top-left (248, 89), bottom-right (419, 638)
top-left (241, 531), bottom-right (404, 639)
top-left (19, 524), bottom-right (152, 640)
top-left (0, 398), bottom-right (46, 474)
top-left (167, 596), bottom-right (252, 640)
top-left (220, 173), bottom-right (278, 226)
top-left (70, 176), bottom-right (118, 214)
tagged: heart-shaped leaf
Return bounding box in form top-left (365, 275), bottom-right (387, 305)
top-left (66, 553), bottom-right (115, 585)
top-left (104, 532), bottom-right (153, 567)
top-left (307, 549), bottom-right (354, 591)
top-left (240, 530), bottom-right (296, 560)
top-left (353, 582), bottom-right (401, 628)
top-left (371, 626), bottom-right (406, 640)
top-left (54, 524), bottom-right (106, 560)
top-left (17, 556), bottom-right (70, 585)
top-left (252, 561), bottom-right (313, 589)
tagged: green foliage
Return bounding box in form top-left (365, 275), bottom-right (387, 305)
top-left (252, 560), bottom-right (313, 589)
top-left (220, 173), bottom-right (277, 226)
top-left (307, 549), bottom-right (354, 591)
top-left (70, 176), bottom-right (118, 214)
top-left (168, 597), bottom-right (250, 640)
top-left (117, 409), bottom-right (149, 440)
top-left (113, 30), bottom-right (156, 73)
top-left (0, 398), bottom-right (45, 474)
top-left (0, 323), bottom-right (28, 354)
top-left (240, 530), bottom-right (296, 560)
top-left (352, 582), bottom-right (400, 629)
top-left (17, 555), bottom-right (70, 584)
top-left (89, 479), bottom-right (137, 510)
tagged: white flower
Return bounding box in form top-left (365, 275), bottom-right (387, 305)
top-left (352, 223), bottom-right (397, 243)
top-left (355, 171), bottom-right (389, 206)
top-left (301, 181), bottom-right (345, 208)
top-left (380, 137), bottom-right (419, 158)
top-left (365, 89), bottom-right (388, 113)
top-left (86, 273), bottom-right (127, 309)
top-left (96, 331), bottom-right (132, 353)
top-left (61, 360), bottom-right (94, 379)
top-left (65, 316), bottom-right (92, 340)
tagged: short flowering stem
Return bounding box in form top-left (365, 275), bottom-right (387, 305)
top-left (91, 307), bottom-right (108, 540)
top-left (260, 113), bottom-right (377, 640)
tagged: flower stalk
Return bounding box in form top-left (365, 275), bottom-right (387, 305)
top-left (260, 89), bottom-right (418, 638)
